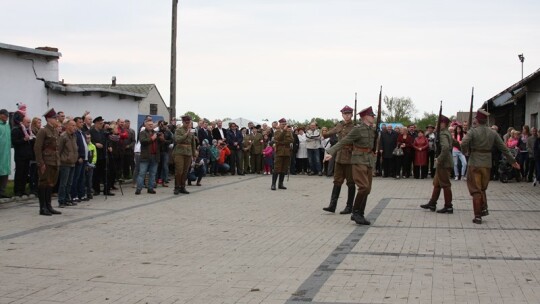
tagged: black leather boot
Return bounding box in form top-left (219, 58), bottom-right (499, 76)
top-left (323, 185), bottom-right (341, 213)
top-left (278, 173), bottom-right (287, 189)
top-left (351, 210), bottom-right (370, 225)
top-left (38, 188), bottom-right (52, 216)
top-left (271, 173), bottom-right (278, 190)
top-left (340, 184), bottom-right (355, 214)
top-left (179, 187), bottom-right (190, 194)
top-left (45, 188), bottom-right (62, 215)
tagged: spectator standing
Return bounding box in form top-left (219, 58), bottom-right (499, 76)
top-left (305, 122), bottom-right (322, 176)
top-left (0, 109), bottom-right (13, 198)
top-left (533, 131), bottom-right (540, 186)
top-left (156, 120), bottom-right (173, 186)
top-left (397, 127), bottom-right (414, 178)
top-left (211, 120), bottom-right (227, 141)
top-left (90, 116), bottom-right (114, 196)
top-left (452, 125), bottom-right (468, 180)
top-left (241, 127), bottom-right (252, 173)
top-left (413, 130), bottom-right (429, 179)
top-left (526, 127), bottom-right (537, 183)
top-left (263, 142), bottom-right (274, 175)
top-left (426, 125), bottom-right (437, 178)
top-left (70, 117), bottom-right (88, 202)
top-left (11, 116), bottom-right (33, 196)
top-left (135, 119), bottom-right (161, 195)
top-left (29, 117), bottom-right (42, 195)
top-left (379, 124), bottom-right (398, 178)
top-left (296, 127), bottom-right (308, 174)
top-left (85, 134), bottom-right (96, 199)
top-left (518, 125), bottom-right (530, 179)
top-left (226, 122), bottom-right (244, 175)
top-left (57, 120), bottom-right (78, 207)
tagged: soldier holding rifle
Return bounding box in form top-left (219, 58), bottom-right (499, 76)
top-left (420, 103), bottom-right (454, 214)
top-left (324, 106), bottom-right (377, 225)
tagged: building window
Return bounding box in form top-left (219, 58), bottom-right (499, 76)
top-left (531, 113), bottom-right (538, 129)
top-left (150, 104), bottom-right (158, 115)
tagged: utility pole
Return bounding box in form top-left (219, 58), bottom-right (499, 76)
top-left (170, 0), bottom-right (178, 121)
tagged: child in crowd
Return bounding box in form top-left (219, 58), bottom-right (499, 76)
top-left (263, 142), bottom-right (274, 175)
top-left (85, 134), bottom-right (97, 199)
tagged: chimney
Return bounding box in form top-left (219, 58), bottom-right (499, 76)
top-left (112, 76), bottom-right (116, 86)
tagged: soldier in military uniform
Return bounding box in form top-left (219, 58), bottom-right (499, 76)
top-left (420, 115), bottom-right (454, 213)
top-left (271, 118), bottom-right (294, 190)
top-left (324, 106), bottom-right (376, 225)
top-left (249, 126), bottom-right (264, 174)
top-left (322, 105), bottom-right (356, 214)
top-left (461, 109), bottom-right (519, 224)
top-left (34, 108), bottom-right (62, 216)
top-left (173, 115), bottom-right (197, 195)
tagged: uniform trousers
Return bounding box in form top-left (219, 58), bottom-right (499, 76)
top-left (274, 155), bottom-right (291, 174)
top-left (351, 164), bottom-right (372, 214)
top-left (466, 166), bottom-right (491, 218)
top-left (333, 162), bottom-right (354, 187)
top-left (174, 155), bottom-right (192, 188)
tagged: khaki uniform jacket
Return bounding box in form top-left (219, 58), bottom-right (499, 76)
top-left (461, 124), bottom-right (516, 168)
top-left (327, 123), bottom-right (375, 168)
top-left (173, 127), bottom-right (196, 156)
top-left (242, 133), bottom-right (253, 152)
top-left (58, 132), bottom-right (78, 167)
top-left (273, 129), bottom-right (294, 157)
top-left (250, 133), bottom-right (264, 154)
top-left (34, 124), bottom-right (59, 167)
top-left (324, 120), bottom-right (354, 164)
top-left (436, 128), bottom-right (453, 169)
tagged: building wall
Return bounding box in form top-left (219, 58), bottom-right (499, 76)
top-left (47, 91), bottom-right (139, 128)
top-left (525, 78), bottom-right (540, 129)
top-left (138, 85), bottom-right (169, 120)
top-left (0, 50), bottom-right (59, 117)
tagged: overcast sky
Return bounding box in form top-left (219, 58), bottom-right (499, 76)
top-left (2, 0), bottom-right (539, 122)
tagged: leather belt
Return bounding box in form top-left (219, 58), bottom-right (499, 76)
top-left (354, 147), bottom-right (371, 152)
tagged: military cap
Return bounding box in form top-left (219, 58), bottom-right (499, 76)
top-left (255, 124), bottom-right (261, 129)
top-left (340, 105), bottom-right (354, 113)
top-left (278, 118), bottom-right (287, 123)
top-left (43, 108), bottom-right (57, 119)
top-left (475, 109), bottom-right (490, 120)
top-left (181, 115), bottom-right (191, 122)
top-left (358, 106), bottom-right (375, 117)
top-left (426, 124), bottom-right (435, 129)
top-left (93, 116), bottom-right (103, 123)
top-left (439, 115), bottom-right (450, 124)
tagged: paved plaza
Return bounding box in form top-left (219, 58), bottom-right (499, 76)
top-left (1, 175), bottom-right (539, 304)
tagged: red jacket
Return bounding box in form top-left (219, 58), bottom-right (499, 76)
top-left (413, 136), bottom-right (429, 166)
top-left (218, 146), bottom-right (231, 164)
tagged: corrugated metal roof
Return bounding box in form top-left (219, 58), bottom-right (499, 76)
top-left (45, 81), bottom-right (146, 99)
top-left (483, 68), bottom-right (540, 108)
top-left (75, 84), bottom-right (155, 96)
top-left (0, 42), bottom-right (61, 59)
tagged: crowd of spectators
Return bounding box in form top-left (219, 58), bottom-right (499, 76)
top-left (1, 105), bottom-right (540, 203)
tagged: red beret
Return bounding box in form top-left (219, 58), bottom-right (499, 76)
top-left (358, 106), bottom-right (375, 117)
top-left (440, 115), bottom-right (450, 124)
top-left (278, 118), bottom-right (287, 123)
top-left (181, 115), bottom-right (192, 122)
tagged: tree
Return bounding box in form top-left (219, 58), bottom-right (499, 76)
top-left (382, 96), bottom-right (416, 125)
top-left (414, 112), bottom-right (438, 131)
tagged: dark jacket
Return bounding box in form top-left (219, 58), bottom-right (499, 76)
top-left (212, 127), bottom-right (228, 141)
top-left (11, 125), bottom-right (33, 161)
top-left (379, 130), bottom-right (398, 159)
top-left (75, 129), bottom-right (86, 159)
top-left (198, 127), bottom-right (212, 146)
top-left (139, 128), bottom-right (160, 162)
top-left (226, 129), bottom-right (243, 151)
top-left (90, 127), bottom-right (106, 160)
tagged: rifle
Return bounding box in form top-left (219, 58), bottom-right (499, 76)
top-left (435, 101), bottom-right (443, 157)
top-left (372, 86), bottom-right (382, 153)
top-left (468, 87), bottom-right (474, 130)
top-left (354, 92), bottom-right (357, 124)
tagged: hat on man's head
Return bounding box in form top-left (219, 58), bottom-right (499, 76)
top-left (181, 115), bottom-right (191, 122)
top-left (0, 109), bottom-right (9, 116)
top-left (278, 118), bottom-right (287, 123)
top-left (427, 124), bottom-right (435, 129)
top-left (439, 115), bottom-right (450, 124)
top-left (92, 116), bottom-right (104, 123)
top-left (43, 108), bottom-right (57, 119)
top-left (358, 106), bottom-right (375, 117)
top-left (340, 105), bottom-right (354, 113)
top-left (255, 124), bottom-right (261, 129)
top-left (475, 109), bottom-right (490, 121)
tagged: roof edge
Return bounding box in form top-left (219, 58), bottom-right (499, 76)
top-left (0, 42), bottom-right (62, 59)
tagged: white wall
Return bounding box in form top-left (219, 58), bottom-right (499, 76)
top-left (48, 91), bottom-right (139, 128)
top-left (525, 78), bottom-right (540, 129)
top-left (138, 85), bottom-right (169, 119)
top-left (0, 50), bottom-right (59, 117)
